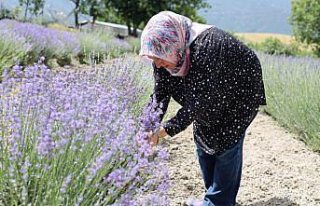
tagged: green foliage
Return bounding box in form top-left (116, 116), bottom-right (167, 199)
top-left (81, 0), bottom-right (108, 24)
top-left (104, 0), bottom-right (211, 36)
top-left (259, 37), bottom-right (300, 56)
top-left (234, 35), bottom-right (309, 57)
top-left (19, 0), bottom-right (45, 19)
top-left (56, 54), bottom-right (72, 66)
top-left (290, 0), bottom-right (320, 56)
top-left (0, 6), bottom-right (21, 20)
top-left (0, 8), bottom-right (11, 19)
top-left (165, 0), bottom-right (210, 23)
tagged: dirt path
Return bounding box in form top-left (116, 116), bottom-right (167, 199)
top-left (162, 104), bottom-right (320, 206)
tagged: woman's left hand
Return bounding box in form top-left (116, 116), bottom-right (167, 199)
top-left (148, 126), bottom-right (167, 146)
top-left (148, 132), bottom-right (160, 146)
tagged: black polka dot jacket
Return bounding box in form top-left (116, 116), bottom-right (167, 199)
top-left (152, 26), bottom-right (267, 155)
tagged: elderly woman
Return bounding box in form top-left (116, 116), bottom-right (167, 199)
top-left (139, 11), bottom-right (266, 206)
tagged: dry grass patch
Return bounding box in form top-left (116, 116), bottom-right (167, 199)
top-left (236, 33), bottom-right (293, 44)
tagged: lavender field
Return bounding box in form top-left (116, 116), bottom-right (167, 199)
top-left (0, 19), bottom-right (319, 205)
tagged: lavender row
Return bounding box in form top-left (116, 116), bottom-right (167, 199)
top-left (0, 19), bottom-right (136, 71)
top-left (259, 52), bottom-right (320, 150)
top-left (0, 58), bottom-right (169, 205)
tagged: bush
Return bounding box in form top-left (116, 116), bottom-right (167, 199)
top-left (0, 30), bottom-right (31, 77)
top-left (78, 29), bottom-right (133, 64)
top-left (259, 37), bottom-right (300, 56)
top-left (56, 53), bottom-right (72, 67)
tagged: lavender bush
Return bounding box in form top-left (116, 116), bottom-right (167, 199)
top-left (0, 19), bottom-right (136, 70)
top-left (77, 30), bottom-right (133, 64)
top-left (0, 58), bottom-right (169, 205)
top-left (0, 27), bottom-right (32, 74)
top-left (259, 53), bottom-right (320, 151)
top-left (0, 19), bottom-right (80, 65)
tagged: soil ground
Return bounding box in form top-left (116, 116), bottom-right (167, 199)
top-left (162, 103), bottom-right (320, 206)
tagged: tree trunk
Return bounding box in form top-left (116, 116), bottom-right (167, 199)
top-left (74, 0), bottom-right (80, 29)
top-left (40, 2), bottom-right (44, 16)
top-left (127, 21), bottom-right (132, 36)
top-left (75, 12), bottom-right (79, 28)
top-left (24, 0), bottom-right (30, 20)
top-left (132, 27), bottom-right (138, 37)
top-left (91, 15), bottom-right (97, 30)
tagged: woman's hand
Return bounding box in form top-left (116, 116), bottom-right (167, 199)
top-left (148, 126), bottom-right (167, 146)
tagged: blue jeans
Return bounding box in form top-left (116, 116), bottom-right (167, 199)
top-left (196, 136), bottom-right (244, 206)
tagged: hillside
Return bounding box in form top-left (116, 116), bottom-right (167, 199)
top-left (200, 0), bottom-right (292, 35)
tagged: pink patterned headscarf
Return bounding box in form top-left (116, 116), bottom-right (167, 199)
top-left (139, 11), bottom-right (192, 76)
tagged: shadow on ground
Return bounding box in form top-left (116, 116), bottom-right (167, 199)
top-left (237, 197), bottom-right (298, 206)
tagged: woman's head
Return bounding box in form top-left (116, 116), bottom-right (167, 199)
top-left (139, 11), bottom-right (192, 76)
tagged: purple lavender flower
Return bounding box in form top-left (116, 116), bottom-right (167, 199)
top-left (0, 58), bottom-right (170, 205)
top-left (0, 19), bottom-right (80, 63)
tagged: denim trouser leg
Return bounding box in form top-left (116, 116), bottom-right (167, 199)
top-left (196, 136), bottom-right (244, 206)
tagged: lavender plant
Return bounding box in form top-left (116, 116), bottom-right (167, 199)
top-left (77, 30), bottom-right (133, 64)
top-left (259, 53), bottom-right (320, 151)
top-left (0, 19), bottom-right (80, 64)
top-left (0, 58), bottom-right (169, 205)
top-left (0, 20), bottom-right (136, 70)
top-left (0, 27), bottom-right (32, 74)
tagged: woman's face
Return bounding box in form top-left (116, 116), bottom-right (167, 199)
top-left (148, 56), bottom-right (176, 70)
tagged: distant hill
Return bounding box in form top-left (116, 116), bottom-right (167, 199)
top-left (3, 0), bottom-right (292, 34)
top-left (199, 0), bottom-right (292, 35)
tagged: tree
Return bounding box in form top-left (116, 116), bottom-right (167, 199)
top-left (81, 0), bottom-right (108, 28)
top-left (107, 0), bottom-right (210, 37)
top-left (153, 0), bottom-right (209, 23)
top-left (30, 0), bottom-right (45, 16)
top-left (290, 0), bottom-right (320, 56)
top-left (19, 0), bottom-right (30, 19)
top-left (106, 0), bottom-right (146, 36)
top-left (19, 0), bottom-right (45, 20)
top-left (70, 0), bottom-right (82, 28)
top-left (0, 4), bottom-right (12, 19)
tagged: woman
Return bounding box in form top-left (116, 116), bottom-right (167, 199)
top-left (139, 11), bottom-right (266, 206)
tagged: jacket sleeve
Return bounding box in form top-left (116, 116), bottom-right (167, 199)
top-left (163, 78), bottom-right (223, 137)
top-left (149, 64), bottom-right (172, 122)
top-left (163, 98), bottom-right (199, 137)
